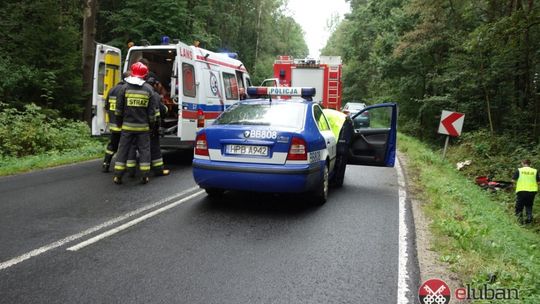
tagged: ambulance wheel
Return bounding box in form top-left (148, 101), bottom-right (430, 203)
top-left (312, 163), bottom-right (329, 206)
top-left (205, 188), bottom-right (225, 198)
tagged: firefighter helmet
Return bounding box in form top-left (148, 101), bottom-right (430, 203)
top-left (131, 62), bottom-right (148, 79)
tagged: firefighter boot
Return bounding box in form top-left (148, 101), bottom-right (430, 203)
top-left (140, 171), bottom-right (150, 184)
top-left (153, 166), bottom-right (170, 177)
top-left (102, 154), bottom-right (114, 173)
top-left (113, 175), bottom-right (123, 185)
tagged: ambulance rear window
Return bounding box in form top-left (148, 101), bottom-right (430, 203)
top-left (215, 103), bottom-right (305, 129)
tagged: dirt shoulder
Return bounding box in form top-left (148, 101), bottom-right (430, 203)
top-left (398, 153), bottom-right (466, 300)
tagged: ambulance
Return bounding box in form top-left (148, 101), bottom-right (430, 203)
top-left (260, 55), bottom-right (342, 110)
top-left (91, 39), bottom-right (252, 149)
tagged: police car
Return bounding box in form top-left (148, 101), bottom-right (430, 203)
top-left (192, 87), bottom-right (397, 205)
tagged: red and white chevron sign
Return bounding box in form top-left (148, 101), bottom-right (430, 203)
top-left (438, 110), bottom-right (465, 137)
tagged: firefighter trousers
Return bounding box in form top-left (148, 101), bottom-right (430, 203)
top-left (150, 133), bottom-right (165, 173)
top-left (103, 131), bottom-right (121, 166)
top-left (114, 131), bottom-right (151, 178)
top-left (104, 131), bottom-right (137, 171)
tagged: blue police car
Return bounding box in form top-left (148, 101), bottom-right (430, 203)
top-left (192, 87), bottom-right (397, 205)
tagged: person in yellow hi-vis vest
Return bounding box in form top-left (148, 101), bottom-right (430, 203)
top-left (322, 108), bottom-right (354, 187)
top-left (512, 159), bottom-right (540, 224)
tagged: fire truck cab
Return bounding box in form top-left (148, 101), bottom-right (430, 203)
top-left (91, 39), bottom-right (251, 149)
top-left (260, 55), bottom-right (342, 110)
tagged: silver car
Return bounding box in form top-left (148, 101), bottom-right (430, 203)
top-left (342, 102), bottom-right (370, 128)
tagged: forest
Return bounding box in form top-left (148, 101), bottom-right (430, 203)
top-left (2, 0), bottom-right (540, 170)
top-left (323, 0), bottom-right (540, 145)
top-left (0, 0), bottom-right (308, 121)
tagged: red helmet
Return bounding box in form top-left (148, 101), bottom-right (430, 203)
top-left (130, 62), bottom-right (148, 79)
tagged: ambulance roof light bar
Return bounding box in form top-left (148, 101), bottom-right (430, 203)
top-left (246, 87), bottom-right (316, 101)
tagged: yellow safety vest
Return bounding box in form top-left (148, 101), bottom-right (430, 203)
top-left (322, 109), bottom-right (346, 140)
top-left (516, 167), bottom-right (538, 192)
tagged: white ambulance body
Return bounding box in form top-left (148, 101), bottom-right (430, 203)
top-left (91, 41), bottom-right (251, 149)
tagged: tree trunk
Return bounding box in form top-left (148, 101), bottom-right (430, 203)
top-left (254, 0), bottom-right (263, 63)
top-left (82, 0), bottom-right (98, 125)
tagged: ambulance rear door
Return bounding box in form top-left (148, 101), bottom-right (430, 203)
top-left (92, 44), bottom-right (122, 135)
top-left (177, 44), bottom-right (198, 141)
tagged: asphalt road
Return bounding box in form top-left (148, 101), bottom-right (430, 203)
top-left (0, 151), bottom-right (418, 304)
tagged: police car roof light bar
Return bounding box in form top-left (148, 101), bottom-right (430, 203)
top-left (246, 87), bottom-right (316, 99)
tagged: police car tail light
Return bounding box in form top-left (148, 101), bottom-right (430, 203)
top-left (197, 109), bottom-right (205, 128)
top-left (287, 137), bottom-right (307, 161)
top-left (195, 133), bottom-right (209, 156)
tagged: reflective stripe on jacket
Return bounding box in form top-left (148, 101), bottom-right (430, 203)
top-left (105, 82), bottom-right (125, 131)
top-left (516, 167), bottom-right (538, 192)
top-left (115, 82), bottom-right (157, 133)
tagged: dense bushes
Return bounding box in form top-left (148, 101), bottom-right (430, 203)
top-left (444, 130), bottom-right (540, 181)
top-left (0, 103), bottom-right (99, 158)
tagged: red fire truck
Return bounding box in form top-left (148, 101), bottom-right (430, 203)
top-left (260, 55), bottom-right (342, 110)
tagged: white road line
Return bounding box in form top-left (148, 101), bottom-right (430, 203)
top-left (396, 157), bottom-right (411, 304)
top-left (67, 190), bottom-right (204, 251)
top-left (0, 187), bottom-right (200, 271)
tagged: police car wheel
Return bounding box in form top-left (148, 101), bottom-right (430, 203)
top-left (312, 163), bottom-right (329, 206)
top-left (205, 188), bottom-right (225, 197)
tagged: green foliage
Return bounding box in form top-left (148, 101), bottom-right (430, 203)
top-left (0, 103), bottom-right (99, 157)
top-left (400, 133), bottom-right (540, 303)
top-left (0, 0), bottom-right (307, 120)
top-left (324, 0), bottom-right (540, 142)
top-left (0, 0), bottom-right (83, 118)
top-left (446, 129), bottom-right (540, 181)
top-left (99, 0), bottom-right (308, 85)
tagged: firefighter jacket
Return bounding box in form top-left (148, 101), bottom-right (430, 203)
top-left (115, 80), bottom-right (158, 132)
top-left (105, 81), bottom-right (125, 132)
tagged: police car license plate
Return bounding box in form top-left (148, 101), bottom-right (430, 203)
top-left (226, 144), bottom-right (268, 156)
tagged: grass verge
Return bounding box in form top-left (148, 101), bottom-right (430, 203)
top-left (0, 141), bottom-right (104, 176)
top-left (399, 133), bottom-right (540, 303)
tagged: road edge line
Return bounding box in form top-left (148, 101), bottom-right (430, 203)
top-left (396, 156), bottom-right (411, 304)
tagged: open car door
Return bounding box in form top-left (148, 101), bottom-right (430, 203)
top-left (91, 44), bottom-right (122, 135)
top-left (347, 103), bottom-right (397, 167)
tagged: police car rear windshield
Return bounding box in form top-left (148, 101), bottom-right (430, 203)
top-left (215, 103), bottom-right (305, 129)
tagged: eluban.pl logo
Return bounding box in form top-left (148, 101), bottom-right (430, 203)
top-left (419, 278), bottom-right (520, 303)
top-left (454, 284), bottom-right (519, 301)
top-left (418, 279), bottom-right (451, 304)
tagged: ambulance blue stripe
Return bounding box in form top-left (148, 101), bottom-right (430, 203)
top-left (181, 102), bottom-right (233, 112)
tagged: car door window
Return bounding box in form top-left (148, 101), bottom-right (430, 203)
top-left (353, 106), bottom-right (391, 130)
top-left (313, 105), bottom-right (330, 131)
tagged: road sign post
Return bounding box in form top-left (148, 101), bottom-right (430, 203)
top-left (438, 110), bottom-right (465, 159)
top-left (442, 136), bottom-right (450, 159)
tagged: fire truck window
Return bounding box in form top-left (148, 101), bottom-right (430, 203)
top-left (223, 73), bottom-right (239, 100)
top-left (98, 63), bottom-right (105, 95)
top-left (183, 63), bottom-right (196, 97)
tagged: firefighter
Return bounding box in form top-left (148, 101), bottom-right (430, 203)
top-left (512, 159), bottom-right (540, 224)
top-left (113, 62), bottom-right (158, 184)
top-left (146, 77), bottom-right (170, 176)
top-left (102, 72), bottom-right (130, 172)
top-left (322, 108), bottom-right (354, 187)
